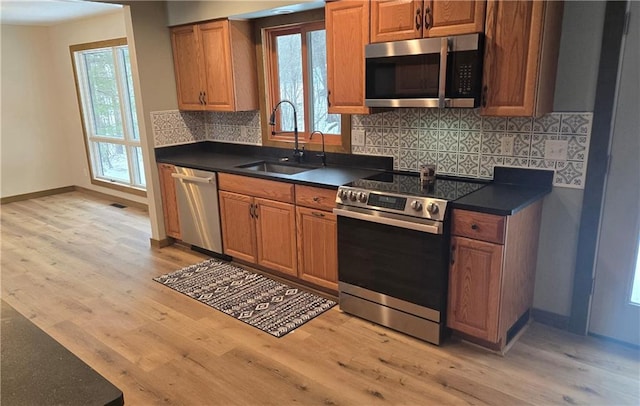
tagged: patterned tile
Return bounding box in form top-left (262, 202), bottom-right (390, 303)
top-left (383, 147), bottom-right (400, 170)
top-left (365, 127), bottom-right (383, 147)
top-left (479, 155), bottom-right (504, 178)
top-left (567, 135), bottom-right (588, 161)
top-left (459, 109), bottom-right (482, 131)
top-left (418, 129), bottom-right (439, 150)
top-left (399, 148), bottom-right (420, 171)
top-left (481, 132), bottom-right (502, 155)
top-left (533, 113), bottom-right (561, 133)
top-left (399, 128), bottom-right (419, 149)
top-left (512, 133), bottom-right (532, 157)
top-left (364, 146), bottom-right (383, 155)
top-left (530, 134), bottom-right (547, 158)
top-left (419, 109), bottom-right (439, 129)
top-left (398, 108), bottom-right (421, 128)
top-left (439, 109), bottom-right (461, 129)
top-left (382, 110), bottom-right (399, 128)
top-left (561, 113), bottom-right (592, 135)
top-left (437, 152), bottom-right (458, 174)
top-left (368, 112), bottom-right (384, 127)
top-left (504, 157), bottom-right (530, 168)
top-left (482, 116), bottom-right (507, 132)
top-left (382, 127), bottom-right (399, 147)
top-left (458, 131), bottom-right (481, 153)
top-left (507, 116), bottom-right (533, 133)
top-left (529, 158), bottom-right (557, 170)
top-left (555, 161), bottom-right (586, 188)
top-left (352, 145), bottom-right (366, 155)
top-left (457, 153), bottom-right (480, 177)
top-left (438, 130), bottom-right (459, 152)
top-left (417, 150), bottom-right (438, 167)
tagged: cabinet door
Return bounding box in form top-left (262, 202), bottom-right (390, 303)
top-left (481, 0), bottom-right (545, 116)
top-left (254, 198), bottom-right (297, 277)
top-left (219, 191), bottom-right (256, 262)
top-left (447, 236), bottom-right (503, 343)
top-left (199, 20), bottom-right (235, 111)
top-left (296, 207), bottom-right (338, 291)
top-left (426, 0), bottom-right (485, 37)
top-left (371, 0), bottom-right (421, 43)
top-left (326, 0), bottom-right (370, 114)
top-left (170, 25), bottom-right (205, 111)
top-left (157, 164), bottom-right (181, 239)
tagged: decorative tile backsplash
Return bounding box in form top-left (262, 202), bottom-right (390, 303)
top-left (351, 109), bottom-right (592, 188)
top-left (151, 110), bottom-right (262, 147)
top-left (151, 108), bottom-right (592, 189)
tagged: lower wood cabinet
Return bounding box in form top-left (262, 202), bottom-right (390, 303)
top-left (157, 163), bottom-right (181, 239)
top-left (447, 202), bottom-right (543, 350)
top-left (218, 173), bottom-right (297, 277)
top-left (295, 185), bottom-right (338, 291)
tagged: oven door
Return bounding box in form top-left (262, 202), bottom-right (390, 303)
top-left (334, 207), bottom-right (449, 314)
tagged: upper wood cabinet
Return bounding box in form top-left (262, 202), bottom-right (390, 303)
top-left (370, 0), bottom-right (486, 43)
top-left (170, 19), bottom-right (258, 112)
top-left (481, 0), bottom-right (564, 117)
top-left (326, 0), bottom-right (371, 114)
top-left (157, 163), bottom-right (181, 239)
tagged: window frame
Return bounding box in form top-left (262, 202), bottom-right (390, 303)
top-left (70, 38), bottom-right (146, 197)
top-left (256, 11), bottom-right (351, 154)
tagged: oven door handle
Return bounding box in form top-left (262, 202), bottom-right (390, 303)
top-left (333, 207), bottom-right (442, 234)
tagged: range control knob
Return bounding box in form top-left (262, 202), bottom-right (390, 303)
top-left (348, 191), bottom-right (357, 201)
top-left (410, 200), bottom-right (423, 211)
top-left (337, 189), bottom-right (347, 200)
top-left (426, 202), bottom-right (439, 214)
top-left (357, 192), bottom-right (367, 202)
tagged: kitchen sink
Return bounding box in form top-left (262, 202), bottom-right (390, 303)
top-left (237, 161), bottom-right (313, 175)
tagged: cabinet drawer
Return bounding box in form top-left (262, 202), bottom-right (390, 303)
top-left (218, 173), bottom-right (294, 203)
top-left (295, 185), bottom-right (337, 211)
top-left (452, 209), bottom-right (505, 244)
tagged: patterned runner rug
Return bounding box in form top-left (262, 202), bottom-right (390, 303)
top-left (153, 259), bottom-right (336, 337)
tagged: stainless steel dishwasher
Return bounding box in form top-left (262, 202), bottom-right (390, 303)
top-left (171, 167), bottom-right (223, 254)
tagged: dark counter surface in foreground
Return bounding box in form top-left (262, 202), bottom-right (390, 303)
top-left (1, 300), bottom-right (124, 406)
top-left (452, 167), bottom-right (554, 216)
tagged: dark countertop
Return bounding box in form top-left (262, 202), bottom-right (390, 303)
top-left (156, 142), bottom-right (553, 214)
top-left (452, 167), bottom-right (554, 216)
top-left (1, 300), bottom-right (124, 406)
top-left (155, 141), bottom-right (392, 189)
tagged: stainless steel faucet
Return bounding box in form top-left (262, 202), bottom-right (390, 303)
top-left (268, 100), bottom-right (304, 163)
top-left (310, 131), bottom-right (326, 167)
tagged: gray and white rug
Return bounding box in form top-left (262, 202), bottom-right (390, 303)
top-left (153, 259), bottom-right (336, 337)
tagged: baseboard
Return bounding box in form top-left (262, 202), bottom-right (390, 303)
top-left (1, 186), bottom-right (76, 204)
top-left (150, 237), bottom-right (172, 248)
top-left (531, 308), bottom-right (569, 330)
top-left (74, 186), bottom-right (148, 211)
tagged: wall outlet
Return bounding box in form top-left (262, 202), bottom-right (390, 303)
top-left (545, 139), bottom-right (568, 160)
top-left (240, 126), bottom-right (248, 139)
top-left (501, 136), bottom-right (514, 156)
top-left (352, 129), bottom-right (365, 146)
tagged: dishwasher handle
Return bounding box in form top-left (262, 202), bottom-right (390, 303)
top-left (171, 173), bottom-right (214, 184)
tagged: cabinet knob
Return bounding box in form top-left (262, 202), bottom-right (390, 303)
top-left (471, 224), bottom-right (479, 230)
top-left (327, 90), bottom-right (331, 107)
top-left (311, 211), bottom-right (325, 218)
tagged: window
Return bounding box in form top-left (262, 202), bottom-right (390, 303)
top-left (71, 39), bottom-right (145, 195)
top-left (263, 21), bottom-right (346, 149)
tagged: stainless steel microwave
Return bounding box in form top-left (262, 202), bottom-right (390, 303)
top-left (365, 33), bottom-right (483, 108)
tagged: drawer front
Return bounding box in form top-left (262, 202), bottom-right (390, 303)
top-left (295, 185), bottom-right (337, 211)
top-left (218, 173), bottom-right (294, 203)
top-left (452, 209), bottom-right (505, 244)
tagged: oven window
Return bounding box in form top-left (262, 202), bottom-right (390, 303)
top-left (366, 54), bottom-right (440, 99)
top-left (337, 216), bottom-right (449, 311)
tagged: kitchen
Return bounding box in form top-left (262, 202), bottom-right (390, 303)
top-left (1, 0), bottom-right (639, 404)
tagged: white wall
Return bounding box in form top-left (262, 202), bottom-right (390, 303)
top-left (1, 25), bottom-right (73, 197)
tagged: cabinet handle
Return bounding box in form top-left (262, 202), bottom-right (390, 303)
top-left (451, 244), bottom-right (456, 265)
top-left (198, 91), bottom-right (203, 105)
top-left (254, 203), bottom-right (259, 219)
top-left (202, 91), bottom-right (206, 105)
top-left (327, 90), bottom-right (331, 107)
top-left (424, 7), bottom-right (431, 29)
top-left (313, 197), bottom-right (321, 202)
top-left (471, 224), bottom-right (479, 230)
top-left (249, 203), bottom-right (254, 218)
top-left (415, 8), bottom-right (422, 31)
top-left (482, 85), bottom-right (488, 108)
top-left (311, 211), bottom-right (325, 218)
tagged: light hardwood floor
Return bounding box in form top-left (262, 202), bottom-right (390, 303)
top-left (2, 191), bottom-right (639, 405)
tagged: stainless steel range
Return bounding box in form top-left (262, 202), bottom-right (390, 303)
top-left (333, 172), bottom-right (485, 345)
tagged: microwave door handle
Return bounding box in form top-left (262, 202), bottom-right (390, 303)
top-left (438, 37), bottom-right (450, 109)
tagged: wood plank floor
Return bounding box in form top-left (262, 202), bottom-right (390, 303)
top-left (2, 191), bottom-right (639, 405)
